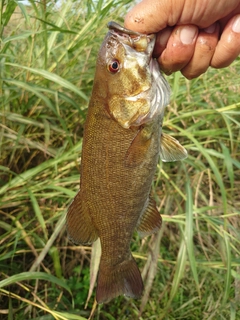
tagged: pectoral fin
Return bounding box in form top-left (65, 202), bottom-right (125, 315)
top-left (137, 197), bottom-right (162, 237)
top-left (125, 125), bottom-right (153, 168)
top-left (160, 133), bottom-right (188, 162)
top-left (66, 190), bottom-right (98, 245)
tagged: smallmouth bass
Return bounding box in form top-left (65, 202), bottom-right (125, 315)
top-left (66, 21), bottom-right (187, 304)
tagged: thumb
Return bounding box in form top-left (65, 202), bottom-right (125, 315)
top-left (124, 0), bottom-right (239, 33)
top-left (124, 0), bottom-right (181, 33)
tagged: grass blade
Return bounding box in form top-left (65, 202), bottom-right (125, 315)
top-left (185, 172), bottom-right (200, 297)
top-left (5, 63), bottom-right (88, 100)
top-left (0, 272), bottom-right (71, 294)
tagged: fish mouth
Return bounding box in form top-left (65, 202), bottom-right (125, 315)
top-left (107, 21), bottom-right (155, 54)
top-left (108, 21), bottom-right (143, 36)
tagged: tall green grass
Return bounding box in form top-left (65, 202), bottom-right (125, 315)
top-left (0, 0), bottom-right (239, 319)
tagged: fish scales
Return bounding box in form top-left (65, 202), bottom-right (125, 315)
top-left (82, 99), bottom-right (160, 261)
top-left (67, 21), bottom-right (188, 304)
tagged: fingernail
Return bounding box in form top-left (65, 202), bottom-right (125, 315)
top-left (232, 15), bottom-right (240, 33)
top-left (180, 26), bottom-right (197, 45)
top-left (204, 23), bottom-right (216, 34)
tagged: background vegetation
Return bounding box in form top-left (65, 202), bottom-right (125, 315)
top-left (0, 0), bottom-right (239, 319)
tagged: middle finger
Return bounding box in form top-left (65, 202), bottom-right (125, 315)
top-left (181, 23), bottom-right (220, 79)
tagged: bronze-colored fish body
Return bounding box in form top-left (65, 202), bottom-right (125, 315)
top-left (67, 22), bottom-right (187, 303)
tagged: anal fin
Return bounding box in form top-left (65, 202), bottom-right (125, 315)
top-left (160, 132), bottom-right (188, 162)
top-left (66, 190), bottom-right (98, 245)
top-left (137, 197), bottom-right (162, 237)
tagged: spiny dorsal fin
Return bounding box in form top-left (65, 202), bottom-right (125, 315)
top-left (160, 133), bottom-right (188, 162)
top-left (137, 197), bottom-right (162, 238)
top-left (66, 190), bottom-right (98, 245)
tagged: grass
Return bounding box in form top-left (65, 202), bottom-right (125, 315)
top-left (0, 0), bottom-right (240, 319)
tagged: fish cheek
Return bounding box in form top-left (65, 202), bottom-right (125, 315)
top-left (121, 67), bottom-right (150, 96)
top-left (108, 95), bottom-right (133, 127)
top-left (106, 73), bottom-right (151, 127)
top-left (108, 95), bottom-right (149, 128)
top-left (135, 65), bottom-right (150, 85)
top-left (106, 61), bottom-right (149, 97)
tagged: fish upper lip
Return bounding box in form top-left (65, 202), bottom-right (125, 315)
top-left (108, 21), bottom-right (156, 54)
top-left (108, 21), bottom-right (143, 36)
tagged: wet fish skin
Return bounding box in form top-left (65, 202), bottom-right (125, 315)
top-left (66, 22), bottom-right (187, 304)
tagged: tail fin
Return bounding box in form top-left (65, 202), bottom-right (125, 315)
top-left (96, 255), bottom-right (143, 303)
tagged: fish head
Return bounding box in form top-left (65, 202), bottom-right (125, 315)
top-left (94, 21), bottom-right (170, 129)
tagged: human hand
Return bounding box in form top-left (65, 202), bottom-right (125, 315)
top-left (124, 0), bottom-right (240, 79)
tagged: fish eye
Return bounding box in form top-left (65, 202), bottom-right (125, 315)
top-left (108, 60), bottom-right (120, 73)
